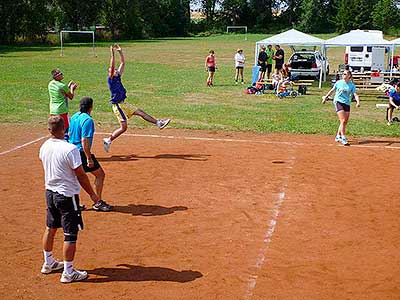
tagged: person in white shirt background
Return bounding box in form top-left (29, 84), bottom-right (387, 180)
top-left (234, 48), bottom-right (245, 84)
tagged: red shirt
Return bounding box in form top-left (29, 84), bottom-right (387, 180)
top-left (206, 55), bottom-right (215, 67)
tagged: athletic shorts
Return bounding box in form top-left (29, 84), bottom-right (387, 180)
top-left (389, 98), bottom-right (400, 108)
top-left (259, 64), bottom-right (267, 72)
top-left (335, 101), bottom-right (350, 112)
top-left (236, 66), bottom-right (244, 70)
top-left (267, 64), bottom-right (273, 74)
top-left (80, 151), bottom-right (101, 173)
top-left (275, 64), bottom-right (283, 71)
top-left (51, 113), bottom-right (69, 129)
top-left (112, 101), bottom-right (137, 122)
top-left (208, 66), bottom-right (215, 72)
top-left (46, 190), bottom-right (83, 234)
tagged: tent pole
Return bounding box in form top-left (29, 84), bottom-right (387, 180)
top-left (390, 44), bottom-right (394, 79)
top-left (319, 46), bottom-right (324, 89)
top-left (254, 43), bottom-right (259, 66)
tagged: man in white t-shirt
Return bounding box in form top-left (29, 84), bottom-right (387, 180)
top-left (39, 115), bottom-right (100, 283)
top-left (234, 48), bottom-right (245, 84)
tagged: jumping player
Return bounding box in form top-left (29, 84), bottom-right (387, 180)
top-left (103, 44), bottom-right (170, 152)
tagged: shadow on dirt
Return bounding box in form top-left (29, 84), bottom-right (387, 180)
top-left (85, 264), bottom-right (202, 283)
top-left (97, 153), bottom-right (209, 162)
top-left (110, 204), bottom-right (188, 216)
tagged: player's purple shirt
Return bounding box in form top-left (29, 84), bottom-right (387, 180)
top-left (389, 88), bottom-right (400, 105)
top-left (108, 72), bottom-right (127, 104)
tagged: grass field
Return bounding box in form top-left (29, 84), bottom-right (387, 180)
top-left (1, 33), bottom-right (400, 137)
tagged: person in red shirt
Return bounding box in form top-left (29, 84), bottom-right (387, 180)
top-left (205, 50), bottom-right (216, 87)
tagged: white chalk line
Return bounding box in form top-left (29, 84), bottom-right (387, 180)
top-left (1, 131), bottom-right (399, 157)
top-left (0, 135), bottom-right (47, 156)
top-left (95, 132), bottom-right (400, 150)
top-left (243, 155), bottom-right (295, 300)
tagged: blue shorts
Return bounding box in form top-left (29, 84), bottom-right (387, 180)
top-left (389, 98), bottom-right (400, 108)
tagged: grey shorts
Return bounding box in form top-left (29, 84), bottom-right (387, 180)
top-left (46, 190), bottom-right (83, 235)
top-left (335, 101), bottom-right (350, 112)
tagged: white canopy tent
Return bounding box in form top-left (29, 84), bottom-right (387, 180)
top-left (254, 29), bottom-right (325, 66)
top-left (389, 37), bottom-right (400, 74)
top-left (255, 29), bottom-right (325, 88)
top-left (322, 30), bottom-right (393, 87)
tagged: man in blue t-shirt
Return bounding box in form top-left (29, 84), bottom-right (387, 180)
top-left (69, 97), bottom-right (112, 212)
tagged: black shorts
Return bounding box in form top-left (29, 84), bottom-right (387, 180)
top-left (208, 66), bottom-right (215, 72)
top-left (275, 64), bottom-right (283, 71)
top-left (389, 98), bottom-right (400, 108)
top-left (267, 64), bottom-right (273, 74)
top-left (236, 66), bottom-right (244, 70)
top-left (80, 151), bottom-right (101, 173)
top-left (335, 101), bottom-right (350, 112)
top-left (259, 64), bottom-right (267, 72)
top-left (46, 190), bottom-right (84, 234)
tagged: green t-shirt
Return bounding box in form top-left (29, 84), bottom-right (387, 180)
top-left (266, 49), bottom-right (274, 65)
top-left (48, 80), bottom-right (69, 114)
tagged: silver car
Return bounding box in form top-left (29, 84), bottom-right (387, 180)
top-left (288, 50), bottom-right (329, 79)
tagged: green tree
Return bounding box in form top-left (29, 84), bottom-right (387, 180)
top-left (220, 0), bottom-right (252, 27)
top-left (297, 0), bottom-right (327, 33)
top-left (335, 0), bottom-right (377, 32)
top-left (102, 0), bottom-right (143, 39)
top-left (250, 0), bottom-right (274, 31)
top-left (372, 0), bottom-right (399, 31)
top-left (53, 0), bottom-right (104, 30)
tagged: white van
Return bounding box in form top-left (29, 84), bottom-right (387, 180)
top-left (345, 45), bottom-right (385, 71)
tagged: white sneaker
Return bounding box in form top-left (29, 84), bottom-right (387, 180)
top-left (103, 138), bottom-right (111, 152)
top-left (157, 119), bottom-right (170, 130)
top-left (60, 269), bottom-right (88, 283)
top-left (41, 260), bottom-right (64, 274)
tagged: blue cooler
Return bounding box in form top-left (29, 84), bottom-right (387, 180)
top-left (252, 66), bottom-right (260, 85)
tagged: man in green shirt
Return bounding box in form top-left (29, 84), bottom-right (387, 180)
top-left (266, 45), bottom-right (275, 79)
top-left (48, 69), bottom-right (78, 140)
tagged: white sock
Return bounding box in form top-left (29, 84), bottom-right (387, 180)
top-left (105, 137), bottom-right (111, 143)
top-left (64, 261), bottom-right (74, 275)
top-left (44, 250), bottom-right (55, 265)
top-left (156, 120), bottom-right (161, 127)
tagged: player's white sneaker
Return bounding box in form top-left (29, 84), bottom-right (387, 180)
top-left (41, 260), bottom-right (64, 274)
top-left (157, 119), bottom-right (170, 130)
top-left (103, 138), bottom-right (111, 152)
top-left (60, 269), bottom-right (88, 283)
top-left (334, 135), bottom-right (342, 143)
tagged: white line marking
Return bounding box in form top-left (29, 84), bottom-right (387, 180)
top-left (243, 155), bottom-right (295, 300)
top-left (0, 135), bottom-right (47, 156)
top-left (244, 191), bottom-right (287, 300)
top-left (95, 132), bottom-right (400, 150)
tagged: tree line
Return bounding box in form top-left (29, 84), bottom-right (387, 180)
top-left (1, 0), bottom-right (399, 44)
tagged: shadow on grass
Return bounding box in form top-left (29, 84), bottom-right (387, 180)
top-left (85, 264), bottom-right (202, 283)
top-left (111, 204), bottom-right (188, 216)
top-left (97, 153), bottom-right (209, 162)
top-left (0, 45), bottom-right (59, 56)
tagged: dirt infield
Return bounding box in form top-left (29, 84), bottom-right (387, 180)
top-left (1, 124), bottom-right (400, 300)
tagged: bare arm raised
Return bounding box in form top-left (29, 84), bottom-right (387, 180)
top-left (114, 44), bottom-right (125, 75)
top-left (108, 45), bottom-right (115, 78)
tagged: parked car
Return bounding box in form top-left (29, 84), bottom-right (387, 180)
top-left (287, 50), bottom-right (329, 79)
